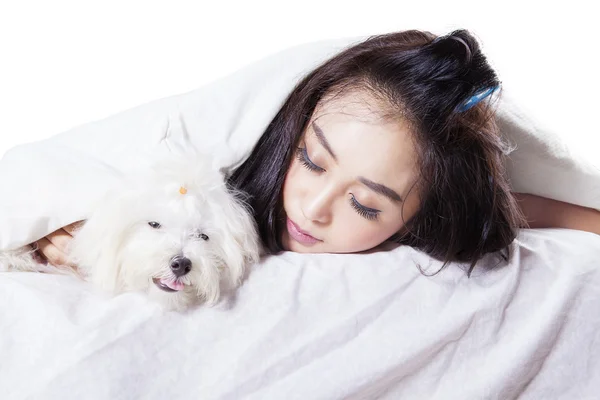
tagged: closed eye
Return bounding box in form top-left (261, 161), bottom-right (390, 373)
top-left (349, 194), bottom-right (380, 221)
top-left (295, 146), bottom-right (325, 173)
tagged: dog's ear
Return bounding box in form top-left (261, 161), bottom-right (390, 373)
top-left (212, 186), bottom-right (261, 286)
top-left (69, 185), bottom-right (135, 292)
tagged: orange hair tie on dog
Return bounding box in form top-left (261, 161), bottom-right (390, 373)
top-left (179, 186), bottom-right (187, 195)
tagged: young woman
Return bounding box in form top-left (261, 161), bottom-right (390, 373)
top-left (33, 29), bottom-right (600, 274)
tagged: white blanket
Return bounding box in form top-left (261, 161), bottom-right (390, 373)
top-left (1, 37), bottom-right (600, 399)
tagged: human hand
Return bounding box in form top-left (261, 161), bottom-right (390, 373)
top-left (32, 221), bottom-right (85, 267)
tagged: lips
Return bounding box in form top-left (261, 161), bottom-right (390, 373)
top-left (286, 218), bottom-right (321, 245)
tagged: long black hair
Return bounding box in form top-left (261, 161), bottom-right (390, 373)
top-left (228, 29), bottom-right (525, 274)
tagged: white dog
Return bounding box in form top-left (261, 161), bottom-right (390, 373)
top-left (0, 156), bottom-right (261, 310)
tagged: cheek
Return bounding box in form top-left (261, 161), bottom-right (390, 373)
top-left (329, 217), bottom-right (402, 253)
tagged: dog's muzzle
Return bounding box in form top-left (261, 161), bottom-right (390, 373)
top-left (152, 256), bottom-right (192, 293)
top-left (170, 255), bottom-right (192, 277)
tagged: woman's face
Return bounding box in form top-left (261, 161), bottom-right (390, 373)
top-left (281, 90), bottom-right (421, 253)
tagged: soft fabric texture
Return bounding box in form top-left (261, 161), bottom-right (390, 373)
top-left (1, 36), bottom-right (599, 399)
top-left (1, 230), bottom-right (600, 399)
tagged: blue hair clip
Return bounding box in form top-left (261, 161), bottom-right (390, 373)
top-left (457, 86), bottom-right (499, 112)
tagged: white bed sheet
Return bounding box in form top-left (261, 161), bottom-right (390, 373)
top-left (1, 34), bottom-right (600, 399)
top-left (1, 229), bottom-right (599, 399)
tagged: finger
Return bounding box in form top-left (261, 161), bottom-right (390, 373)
top-left (46, 228), bottom-right (74, 254)
top-left (29, 242), bottom-right (47, 264)
top-left (63, 220), bottom-right (85, 236)
top-left (36, 237), bottom-right (71, 267)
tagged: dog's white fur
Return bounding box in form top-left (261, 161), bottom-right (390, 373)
top-left (0, 156), bottom-right (261, 310)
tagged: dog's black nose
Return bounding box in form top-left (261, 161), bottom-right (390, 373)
top-left (170, 256), bottom-right (192, 277)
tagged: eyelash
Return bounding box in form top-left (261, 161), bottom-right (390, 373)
top-left (295, 146), bottom-right (325, 172)
top-left (295, 146), bottom-right (380, 221)
top-left (350, 194), bottom-right (380, 221)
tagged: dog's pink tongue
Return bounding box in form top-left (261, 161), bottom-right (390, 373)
top-left (161, 278), bottom-right (184, 291)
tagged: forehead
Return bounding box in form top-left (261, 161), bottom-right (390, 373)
top-left (310, 90), bottom-right (418, 177)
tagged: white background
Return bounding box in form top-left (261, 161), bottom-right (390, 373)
top-left (0, 0), bottom-right (598, 160)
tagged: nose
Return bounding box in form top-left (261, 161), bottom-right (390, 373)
top-left (302, 184), bottom-right (334, 224)
top-left (170, 256), bottom-right (192, 277)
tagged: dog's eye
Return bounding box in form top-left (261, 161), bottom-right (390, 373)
top-left (193, 231), bottom-right (209, 241)
top-left (148, 221), bottom-right (161, 229)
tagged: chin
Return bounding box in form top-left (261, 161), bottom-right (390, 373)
top-left (0, 155), bottom-right (261, 311)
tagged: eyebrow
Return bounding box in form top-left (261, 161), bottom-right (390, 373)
top-left (312, 121), bottom-right (337, 161)
top-left (312, 120), bottom-right (403, 203)
top-left (359, 177), bottom-right (403, 203)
